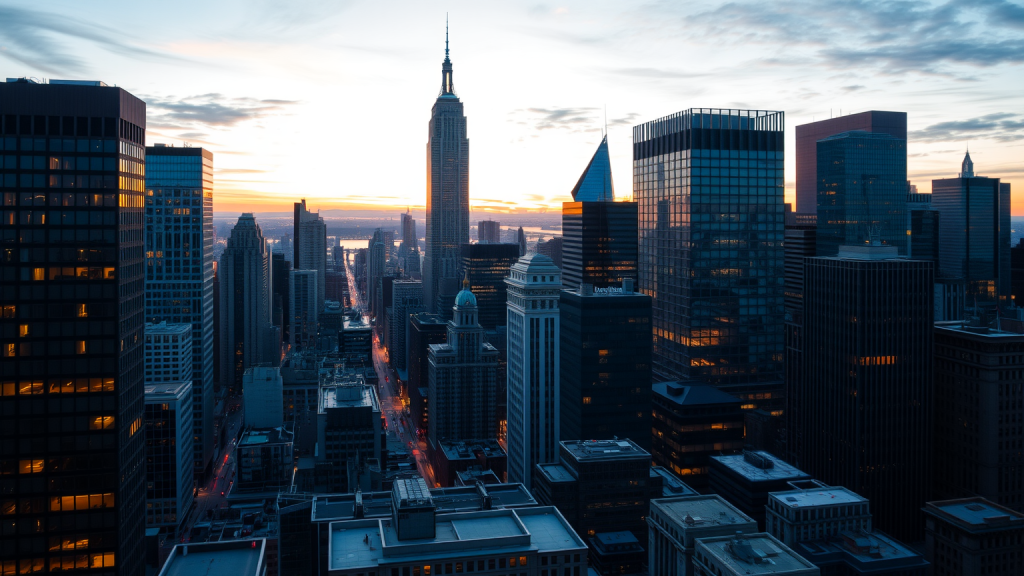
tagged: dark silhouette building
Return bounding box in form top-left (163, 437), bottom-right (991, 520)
top-left (634, 108), bottom-right (785, 411)
top-left (461, 243), bottom-right (519, 330)
top-left (815, 131), bottom-right (908, 257)
top-left (559, 283), bottom-right (652, 451)
top-left (408, 312), bottom-right (448, 434)
top-left (924, 498), bottom-right (1024, 576)
top-left (932, 152), bottom-right (1011, 305)
top-left (423, 28), bottom-right (470, 315)
top-left (478, 220), bottom-right (500, 243)
top-left (708, 451), bottom-right (811, 531)
top-left (562, 201), bottom-right (638, 291)
top-left (536, 236), bottom-right (563, 270)
top-left (795, 111), bottom-right (907, 214)
top-left (793, 244), bottom-right (934, 542)
top-left (1012, 239), bottom-right (1024, 306)
top-left (0, 78), bottom-right (147, 575)
top-left (651, 382), bottom-right (744, 490)
top-left (934, 322), bottom-right (1024, 512)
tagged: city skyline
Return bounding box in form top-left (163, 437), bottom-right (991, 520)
top-left (1, 1), bottom-right (1021, 213)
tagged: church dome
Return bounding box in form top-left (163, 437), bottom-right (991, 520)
top-left (455, 287), bottom-right (477, 308)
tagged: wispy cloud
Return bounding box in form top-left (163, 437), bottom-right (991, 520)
top-left (0, 5), bottom-right (191, 75)
top-left (912, 113), bottom-right (1024, 143)
top-left (509, 107), bottom-right (639, 132)
top-left (145, 93), bottom-right (300, 130)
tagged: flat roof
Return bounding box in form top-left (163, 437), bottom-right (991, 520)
top-left (711, 451), bottom-right (810, 483)
top-left (561, 439), bottom-right (649, 462)
top-left (310, 483), bottom-right (537, 523)
top-left (159, 539), bottom-right (265, 576)
top-left (144, 381), bottom-right (191, 401)
top-left (329, 507), bottom-right (584, 571)
top-left (319, 384), bottom-right (379, 412)
top-left (652, 381), bottom-right (742, 406)
top-left (697, 533), bottom-right (817, 574)
top-left (145, 321), bottom-right (192, 335)
top-left (770, 486), bottom-right (866, 509)
top-left (924, 498), bottom-right (1024, 532)
top-left (935, 321), bottom-right (1024, 340)
top-left (794, 530), bottom-right (924, 567)
top-left (652, 495), bottom-right (756, 531)
top-left (537, 463), bottom-right (576, 483)
top-left (650, 467), bottom-right (699, 497)
top-left (239, 427), bottom-right (291, 446)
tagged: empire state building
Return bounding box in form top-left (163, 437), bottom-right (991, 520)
top-left (423, 24), bottom-right (470, 317)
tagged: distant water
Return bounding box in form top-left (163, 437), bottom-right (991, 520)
top-left (1014, 217), bottom-right (1024, 246)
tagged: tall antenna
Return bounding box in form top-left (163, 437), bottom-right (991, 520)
top-left (603, 105), bottom-right (607, 137)
top-left (445, 13), bottom-right (449, 60)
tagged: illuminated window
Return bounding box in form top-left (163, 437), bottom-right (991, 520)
top-left (31, 268), bottom-right (44, 281)
top-left (49, 493), bottom-right (114, 512)
top-left (19, 460), bottom-right (44, 474)
top-left (582, 397), bottom-right (591, 405)
top-left (2, 344), bottom-right (14, 358)
top-left (77, 304), bottom-right (88, 318)
top-left (1, 305), bottom-right (14, 318)
top-left (89, 416), bottom-right (115, 431)
top-left (75, 341), bottom-right (86, 355)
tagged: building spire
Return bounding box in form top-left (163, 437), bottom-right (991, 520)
top-left (439, 14), bottom-right (456, 96)
top-left (445, 13), bottom-right (450, 62)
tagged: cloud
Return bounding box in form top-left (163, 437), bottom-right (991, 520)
top-left (0, 5), bottom-right (191, 75)
top-left (217, 168), bottom-right (271, 174)
top-left (510, 107), bottom-right (640, 132)
top-left (912, 113), bottom-right (1024, 143)
top-left (145, 93), bottom-right (300, 130)
top-left (611, 67), bottom-right (707, 80)
top-left (679, 0), bottom-right (1024, 76)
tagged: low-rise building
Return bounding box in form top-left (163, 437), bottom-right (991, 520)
top-left (325, 478), bottom-right (587, 576)
top-left (694, 533), bottom-right (819, 576)
top-left (236, 427), bottom-right (294, 495)
top-left (924, 498), bottom-right (1024, 576)
top-left (647, 495), bottom-right (758, 576)
top-left (144, 381), bottom-right (195, 536)
top-left (709, 451), bottom-right (811, 530)
top-left (159, 539), bottom-right (267, 576)
top-left (316, 383), bottom-right (383, 493)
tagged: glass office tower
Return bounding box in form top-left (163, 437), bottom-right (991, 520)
top-left (561, 201), bottom-right (638, 291)
top-left (461, 243), bottom-right (520, 330)
top-left (0, 79), bottom-right (147, 575)
top-left (145, 144), bottom-right (215, 477)
top-left (633, 109), bottom-right (785, 409)
top-left (815, 131), bottom-right (908, 257)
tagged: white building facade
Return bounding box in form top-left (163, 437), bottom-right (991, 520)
top-left (505, 253), bottom-right (561, 490)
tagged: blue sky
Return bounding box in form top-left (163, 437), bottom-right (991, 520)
top-left (1, 0), bottom-right (1022, 213)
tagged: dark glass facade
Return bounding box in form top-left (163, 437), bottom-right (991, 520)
top-left (408, 313), bottom-right (447, 433)
top-left (0, 80), bottom-right (147, 575)
top-left (144, 145), bottom-right (215, 477)
top-left (650, 382), bottom-right (744, 490)
top-left (461, 243), bottom-right (519, 329)
top-left (909, 208), bottom-right (939, 263)
top-left (1012, 239), bottom-right (1024, 306)
top-left (794, 249), bottom-right (934, 542)
top-left (561, 201), bottom-right (638, 291)
top-left (932, 176), bottom-right (1011, 303)
top-left (559, 288), bottom-right (652, 451)
top-left (633, 109), bottom-right (785, 409)
top-left (816, 131), bottom-right (908, 257)
top-left (794, 111), bottom-right (907, 214)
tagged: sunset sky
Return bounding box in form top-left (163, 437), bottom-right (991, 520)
top-left (2, 0), bottom-right (1022, 214)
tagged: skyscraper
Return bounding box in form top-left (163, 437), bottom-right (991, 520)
top-left (145, 143), bottom-right (215, 477)
top-left (816, 131), bottom-right (908, 256)
top-left (559, 282), bottom-right (652, 451)
top-left (562, 202), bottom-right (638, 291)
top-left (289, 269), bottom-right (318, 351)
top-left (0, 78), bottom-right (147, 575)
top-left (478, 219), bottom-right (501, 243)
top-left (143, 322), bottom-right (194, 536)
top-left (506, 253), bottom-right (561, 490)
top-left (427, 281), bottom-right (500, 446)
top-left (367, 228), bottom-right (386, 320)
top-left (634, 108), bottom-right (785, 410)
top-left (794, 111), bottom-right (907, 214)
top-left (389, 280), bottom-right (424, 372)
top-left (423, 25), bottom-right (470, 315)
top-left (570, 134), bottom-right (614, 202)
top-left (934, 322), bottom-right (1024, 511)
top-left (293, 198), bottom-right (326, 311)
top-left (218, 213), bottom-right (272, 393)
top-left (462, 242), bottom-right (520, 329)
top-left (932, 152), bottom-right (1011, 304)
top-left (794, 244), bottom-right (934, 542)
top-left (400, 209), bottom-right (420, 278)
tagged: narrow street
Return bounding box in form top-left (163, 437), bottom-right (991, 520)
top-left (179, 395), bottom-right (244, 541)
top-left (344, 249), bottom-right (436, 486)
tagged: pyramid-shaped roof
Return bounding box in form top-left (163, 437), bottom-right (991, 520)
top-left (570, 135), bottom-right (614, 202)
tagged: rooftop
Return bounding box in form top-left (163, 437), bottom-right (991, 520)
top-left (145, 321), bottom-right (192, 336)
top-left (697, 533), bottom-right (817, 575)
top-left (144, 381), bottom-right (192, 401)
top-left (935, 320), bottom-right (1024, 340)
top-left (793, 530), bottom-right (926, 570)
top-left (439, 439), bottom-right (506, 461)
top-left (158, 539), bottom-right (266, 576)
top-left (561, 439), bottom-right (649, 462)
top-left (328, 507), bottom-right (585, 571)
top-left (310, 483), bottom-right (537, 522)
top-left (711, 451), bottom-right (810, 483)
top-left (653, 381), bottom-right (742, 406)
top-left (537, 463), bottom-right (576, 483)
top-left (238, 427), bottom-right (292, 447)
top-left (770, 486), bottom-right (867, 509)
top-left (924, 498), bottom-right (1024, 532)
top-left (650, 466), bottom-right (699, 497)
top-left (651, 495), bottom-right (756, 532)
top-left (319, 384), bottom-right (379, 412)
top-left (344, 317), bottom-right (372, 330)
